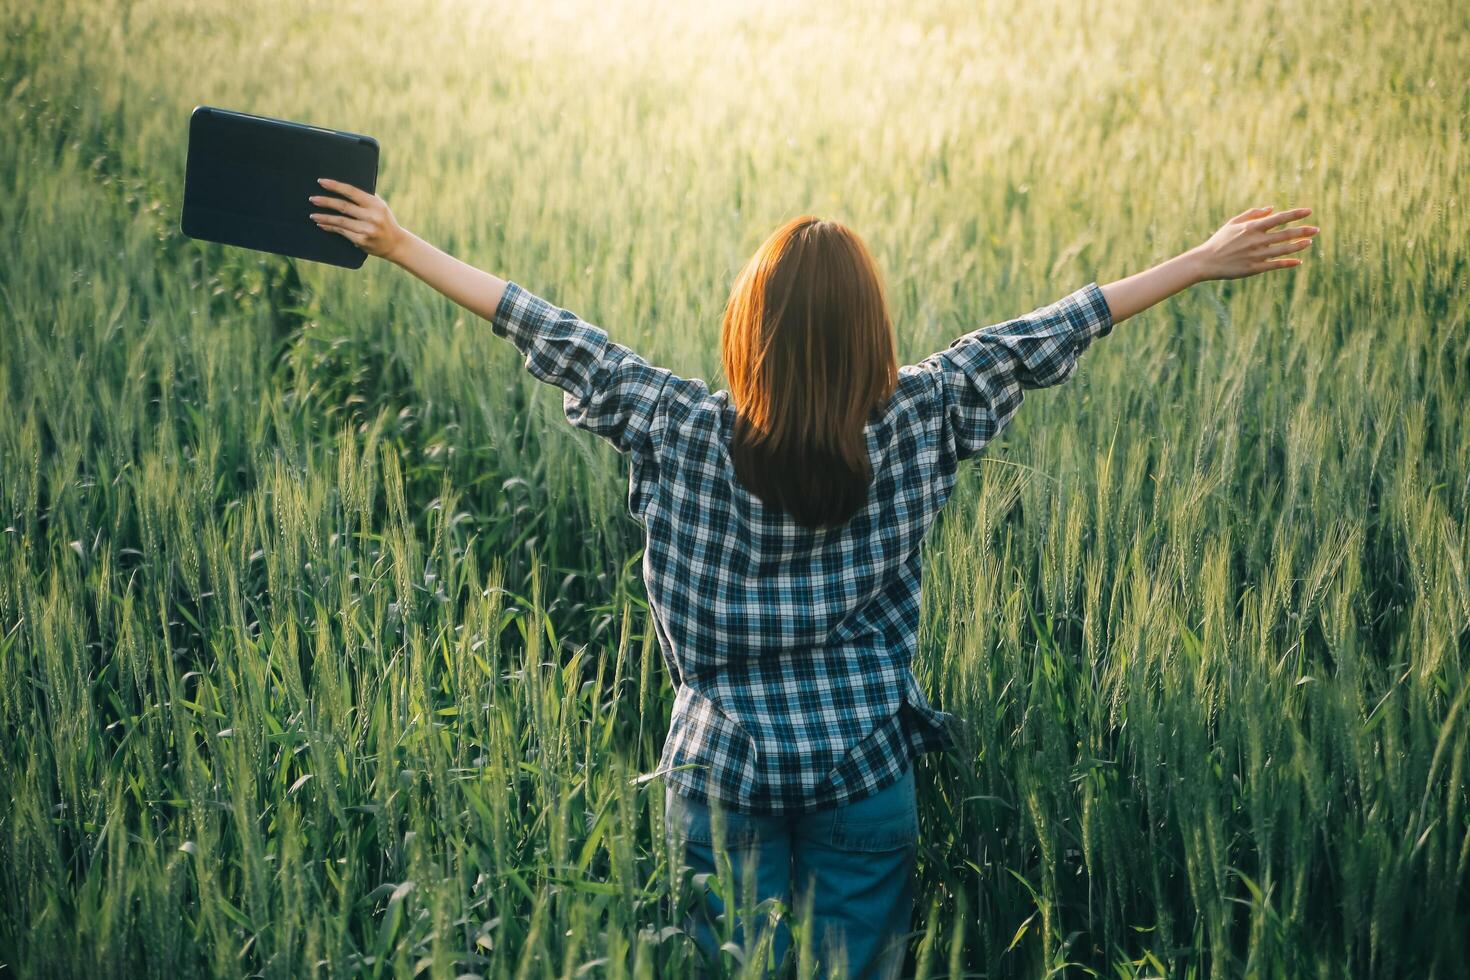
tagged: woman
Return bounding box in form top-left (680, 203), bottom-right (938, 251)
top-left (309, 182), bottom-right (1316, 977)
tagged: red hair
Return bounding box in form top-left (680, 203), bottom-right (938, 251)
top-left (721, 217), bottom-right (897, 529)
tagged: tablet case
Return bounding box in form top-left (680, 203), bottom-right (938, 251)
top-left (181, 105), bottom-right (380, 269)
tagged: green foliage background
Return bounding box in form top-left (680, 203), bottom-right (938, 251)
top-left (1, 0), bottom-right (1467, 976)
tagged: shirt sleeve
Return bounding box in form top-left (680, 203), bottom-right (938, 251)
top-left (490, 281), bottom-right (680, 457)
top-left (907, 281), bottom-right (1114, 463)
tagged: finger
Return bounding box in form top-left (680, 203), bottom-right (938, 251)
top-left (1249, 206), bottom-right (1312, 232)
top-left (1261, 238), bottom-right (1314, 258)
top-left (1263, 224), bottom-right (1319, 243)
top-left (1231, 205), bottom-right (1273, 224)
top-left (310, 213), bottom-right (372, 235)
top-left (1258, 257), bottom-right (1304, 271)
top-left (309, 193), bottom-right (369, 219)
top-left (317, 177), bottom-right (372, 206)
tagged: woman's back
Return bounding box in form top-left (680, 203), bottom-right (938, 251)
top-left (643, 372), bottom-right (957, 814)
top-left (490, 275), bottom-right (1115, 813)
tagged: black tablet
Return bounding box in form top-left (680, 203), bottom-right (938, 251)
top-left (181, 105), bottom-right (380, 269)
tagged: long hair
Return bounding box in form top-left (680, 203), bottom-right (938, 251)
top-left (720, 216), bottom-right (897, 530)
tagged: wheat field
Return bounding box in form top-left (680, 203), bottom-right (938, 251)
top-left (1, 0), bottom-right (1467, 976)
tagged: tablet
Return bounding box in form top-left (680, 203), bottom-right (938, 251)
top-left (181, 105), bottom-right (380, 269)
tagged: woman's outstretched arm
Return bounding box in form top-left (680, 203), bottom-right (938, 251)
top-left (308, 178), bottom-right (696, 460)
top-left (1099, 205), bottom-right (1318, 324)
top-left (309, 177), bottom-right (506, 318)
top-left (905, 203), bottom-right (1320, 464)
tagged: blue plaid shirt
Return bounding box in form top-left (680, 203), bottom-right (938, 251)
top-left (491, 279), bottom-right (1114, 813)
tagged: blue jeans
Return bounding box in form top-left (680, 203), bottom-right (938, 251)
top-left (663, 767), bottom-right (918, 979)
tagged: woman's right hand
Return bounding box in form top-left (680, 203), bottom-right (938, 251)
top-left (1189, 205), bottom-right (1319, 281)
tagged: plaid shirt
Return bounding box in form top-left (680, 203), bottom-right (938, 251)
top-left (491, 278), bottom-right (1114, 813)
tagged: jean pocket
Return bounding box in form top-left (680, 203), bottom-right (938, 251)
top-left (826, 768), bottom-right (918, 853)
top-left (666, 785), bottom-right (768, 849)
top-left (665, 786), bottom-right (710, 846)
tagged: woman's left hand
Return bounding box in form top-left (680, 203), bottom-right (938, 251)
top-left (309, 178), bottom-right (407, 261)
